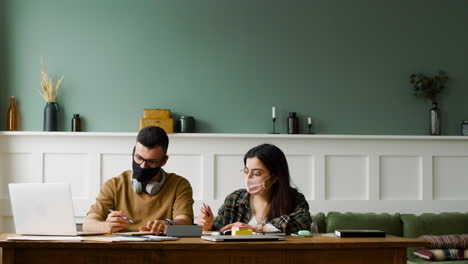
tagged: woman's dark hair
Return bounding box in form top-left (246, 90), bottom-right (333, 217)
top-left (137, 126), bottom-right (169, 153)
top-left (243, 144), bottom-right (297, 221)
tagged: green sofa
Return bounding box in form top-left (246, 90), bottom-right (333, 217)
top-left (312, 212), bottom-right (468, 264)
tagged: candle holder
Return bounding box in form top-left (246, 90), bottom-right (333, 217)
top-left (308, 123), bottom-right (312, 134)
top-left (271, 118), bottom-right (278, 134)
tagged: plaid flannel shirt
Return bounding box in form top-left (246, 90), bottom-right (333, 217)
top-left (212, 188), bottom-right (312, 234)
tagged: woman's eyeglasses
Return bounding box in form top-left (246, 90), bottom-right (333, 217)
top-left (240, 168), bottom-right (265, 177)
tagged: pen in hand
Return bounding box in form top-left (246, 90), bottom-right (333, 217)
top-left (107, 209), bottom-right (134, 223)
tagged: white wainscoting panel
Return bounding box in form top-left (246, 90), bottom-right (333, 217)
top-left (164, 154), bottom-right (203, 200)
top-left (44, 153), bottom-right (89, 199)
top-left (380, 156), bottom-right (421, 200)
top-left (101, 154), bottom-right (132, 184)
top-left (433, 156), bottom-right (468, 200)
top-left (0, 153), bottom-right (37, 199)
top-left (287, 155), bottom-right (314, 200)
top-left (325, 155), bottom-right (368, 200)
top-left (1, 132), bottom-right (468, 234)
top-left (214, 154), bottom-right (244, 200)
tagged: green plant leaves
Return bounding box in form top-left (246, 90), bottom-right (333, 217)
top-left (410, 70), bottom-right (448, 103)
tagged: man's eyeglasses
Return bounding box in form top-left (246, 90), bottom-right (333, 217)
top-left (132, 148), bottom-right (166, 168)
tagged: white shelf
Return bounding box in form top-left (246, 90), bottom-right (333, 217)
top-left (0, 131), bottom-right (467, 140)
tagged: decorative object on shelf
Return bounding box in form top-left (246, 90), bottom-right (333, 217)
top-left (410, 70), bottom-right (448, 136)
top-left (71, 114), bottom-right (81, 132)
top-left (178, 116), bottom-right (195, 133)
top-left (307, 117), bottom-right (313, 134)
top-left (7, 96), bottom-right (18, 131)
top-left (287, 112), bottom-right (298, 134)
top-left (462, 120), bottom-right (468, 136)
top-left (271, 106), bottom-right (278, 134)
top-left (140, 109), bottom-right (174, 133)
top-left (430, 103), bottom-right (441, 136)
top-left (39, 57), bottom-right (64, 132)
top-left (43, 102), bottom-right (60, 131)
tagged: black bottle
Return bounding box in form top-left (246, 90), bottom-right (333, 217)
top-left (287, 112), bottom-right (299, 134)
top-left (71, 114), bottom-right (81, 132)
top-left (462, 120), bottom-right (468, 136)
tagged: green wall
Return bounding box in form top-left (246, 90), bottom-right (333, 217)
top-left (0, 0), bottom-right (7, 129)
top-left (1, 0), bottom-right (467, 134)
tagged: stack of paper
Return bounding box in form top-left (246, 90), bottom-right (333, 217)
top-left (7, 236), bottom-right (84, 241)
top-left (87, 235), bottom-right (178, 242)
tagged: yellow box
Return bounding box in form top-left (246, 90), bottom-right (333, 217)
top-left (231, 226), bottom-right (253, 236)
top-left (232, 230), bottom-right (253, 236)
top-left (139, 118), bottom-right (174, 133)
top-left (143, 109), bottom-right (171, 119)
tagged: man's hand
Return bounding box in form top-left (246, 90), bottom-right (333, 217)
top-left (139, 220), bottom-right (168, 235)
top-left (105, 210), bottom-right (130, 233)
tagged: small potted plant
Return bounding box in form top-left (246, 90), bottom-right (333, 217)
top-left (410, 70), bottom-right (448, 135)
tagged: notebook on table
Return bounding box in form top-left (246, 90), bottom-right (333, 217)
top-left (9, 183), bottom-right (105, 236)
top-left (201, 235), bottom-right (286, 242)
top-left (334, 230), bottom-right (386, 238)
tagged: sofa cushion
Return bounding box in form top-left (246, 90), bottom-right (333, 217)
top-left (401, 213), bottom-right (468, 238)
top-left (325, 212), bottom-right (402, 236)
top-left (419, 234), bottom-right (468, 249)
top-left (311, 212), bottom-right (326, 233)
top-left (402, 213), bottom-right (468, 259)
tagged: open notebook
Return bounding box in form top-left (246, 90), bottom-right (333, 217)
top-left (9, 183), bottom-right (105, 236)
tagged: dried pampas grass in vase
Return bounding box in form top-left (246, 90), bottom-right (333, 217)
top-left (39, 57), bottom-right (64, 131)
top-left (39, 57), bottom-right (64, 103)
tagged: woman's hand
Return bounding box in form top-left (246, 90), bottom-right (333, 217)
top-left (196, 204), bottom-right (214, 231)
top-left (220, 222), bottom-right (257, 232)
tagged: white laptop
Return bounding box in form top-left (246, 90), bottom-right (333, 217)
top-left (9, 183), bottom-right (104, 236)
top-left (201, 235), bottom-right (286, 242)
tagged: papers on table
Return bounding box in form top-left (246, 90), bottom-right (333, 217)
top-left (7, 236), bottom-right (84, 241)
top-left (112, 231), bottom-right (154, 236)
top-left (323, 233), bottom-right (339, 237)
top-left (6, 235), bottom-right (178, 243)
top-left (86, 235), bottom-right (179, 242)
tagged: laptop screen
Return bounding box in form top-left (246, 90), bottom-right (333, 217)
top-left (9, 183), bottom-right (79, 236)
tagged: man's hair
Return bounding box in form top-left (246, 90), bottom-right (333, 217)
top-left (137, 126), bottom-right (169, 153)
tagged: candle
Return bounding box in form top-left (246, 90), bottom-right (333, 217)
top-left (272, 106), bottom-right (276, 119)
top-left (308, 117), bottom-right (311, 125)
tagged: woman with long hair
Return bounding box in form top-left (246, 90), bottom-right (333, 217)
top-left (196, 144), bottom-right (312, 234)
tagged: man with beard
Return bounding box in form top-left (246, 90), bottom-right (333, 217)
top-left (83, 126), bottom-right (194, 235)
